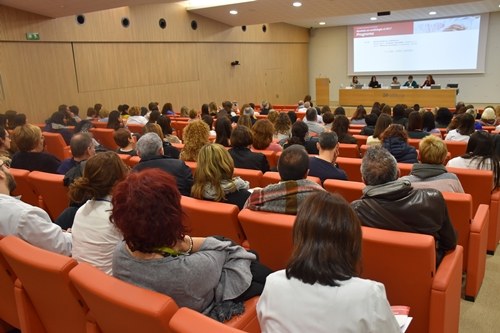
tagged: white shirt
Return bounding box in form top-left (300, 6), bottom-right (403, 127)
top-left (445, 129), bottom-right (470, 142)
top-left (257, 270), bottom-right (400, 333)
top-left (126, 116), bottom-right (148, 126)
top-left (447, 156), bottom-right (492, 170)
top-left (0, 194), bottom-right (72, 256)
top-left (71, 199), bottom-right (122, 274)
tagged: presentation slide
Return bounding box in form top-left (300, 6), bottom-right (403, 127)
top-left (348, 14), bottom-right (488, 75)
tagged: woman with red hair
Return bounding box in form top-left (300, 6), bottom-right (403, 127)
top-left (111, 169), bottom-right (270, 321)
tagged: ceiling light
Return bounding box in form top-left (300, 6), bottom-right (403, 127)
top-left (319, 21), bottom-right (326, 26)
top-left (370, 17), bottom-right (377, 21)
top-left (429, 11), bottom-right (437, 15)
top-left (292, 2), bottom-right (302, 7)
top-left (229, 10), bottom-right (238, 15)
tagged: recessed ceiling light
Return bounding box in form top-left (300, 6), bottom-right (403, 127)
top-left (292, 2), bottom-right (302, 7)
top-left (429, 11), bottom-right (437, 15)
top-left (319, 21), bottom-right (326, 26)
top-left (229, 9), bottom-right (238, 15)
top-left (370, 17), bottom-right (377, 21)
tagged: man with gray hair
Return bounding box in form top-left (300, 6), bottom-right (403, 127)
top-left (133, 132), bottom-right (193, 196)
top-left (303, 107), bottom-right (325, 136)
top-left (351, 146), bottom-right (457, 266)
top-left (308, 131), bottom-right (347, 184)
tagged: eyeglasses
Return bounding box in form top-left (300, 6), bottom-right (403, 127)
top-left (0, 160), bottom-right (10, 169)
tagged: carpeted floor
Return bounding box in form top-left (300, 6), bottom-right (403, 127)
top-left (459, 252), bottom-right (500, 332)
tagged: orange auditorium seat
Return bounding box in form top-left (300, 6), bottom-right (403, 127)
top-left (27, 171), bottom-right (68, 220)
top-left (117, 154), bottom-right (131, 165)
top-left (0, 236), bottom-right (87, 333)
top-left (69, 262), bottom-right (178, 333)
top-left (181, 196), bottom-right (247, 246)
top-left (42, 132), bottom-right (71, 161)
top-left (408, 138), bottom-right (421, 149)
top-left (127, 156), bottom-right (141, 167)
top-left (126, 123), bottom-right (144, 135)
top-left (338, 143), bottom-right (360, 158)
top-left (444, 141), bottom-right (467, 159)
top-left (0, 236), bottom-right (20, 332)
top-left (361, 227), bottom-right (463, 333)
top-left (323, 179), bottom-right (364, 203)
top-left (170, 307), bottom-right (248, 333)
top-left (233, 168), bottom-right (263, 188)
top-left (397, 162), bottom-right (413, 177)
top-left (353, 134), bottom-right (368, 146)
top-left (91, 121), bottom-right (107, 128)
top-left (8, 168), bottom-right (40, 208)
top-left (336, 157), bottom-right (362, 182)
top-left (89, 128), bottom-right (119, 151)
top-left (172, 121), bottom-right (189, 141)
top-left (238, 209), bottom-right (295, 271)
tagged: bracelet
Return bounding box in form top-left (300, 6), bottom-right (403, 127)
top-left (184, 235), bottom-right (193, 255)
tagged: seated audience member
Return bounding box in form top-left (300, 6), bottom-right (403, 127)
top-left (308, 132), bottom-right (347, 184)
top-left (143, 123), bottom-right (180, 159)
top-left (392, 104), bottom-right (408, 128)
top-left (284, 121), bottom-right (319, 154)
top-left (445, 113), bottom-right (475, 142)
top-left (229, 126), bottom-right (269, 173)
top-left (366, 114), bottom-right (391, 146)
top-left (133, 132), bottom-right (193, 196)
top-left (11, 124), bottom-right (61, 173)
top-left (44, 111), bottom-right (73, 144)
top-left (302, 108), bottom-right (324, 136)
top-left (111, 169), bottom-right (270, 321)
top-left (0, 126), bottom-right (12, 167)
top-left (350, 105), bottom-right (367, 125)
top-left (332, 115), bottom-right (357, 144)
top-left (188, 109), bottom-right (198, 122)
top-left (126, 106), bottom-right (148, 126)
top-left (251, 119), bottom-right (282, 153)
top-left (237, 114), bottom-right (253, 129)
top-left (180, 120), bottom-right (210, 162)
top-left (360, 113), bottom-right (378, 136)
top-left (322, 111), bottom-right (334, 131)
top-left (98, 108), bottom-right (110, 122)
top-left (214, 116), bottom-right (232, 147)
top-left (368, 76), bottom-right (380, 88)
top-left (69, 152), bottom-right (128, 274)
top-left (421, 74), bottom-right (435, 88)
top-left (351, 146), bottom-right (457, 265)
top-left (333, 106), bottom-right (346, 116)
top-left (381, 124), bottom-right (418, 164)
top-left (274, 112), bottom-right (292, 143)
top-left (179, 106), bottom-right (189, 118)
top-left (422, 111), bottom-right (441, 135)
top-left (106, 110), bottom-right (124, 131)
top-left (480, 107), bottom-right (496, 127)
top-left (58, 132), bottom-right (96, 175)
top-left (257, 191), bottom-right (400, 333)
top-left (160, 102), bottom-right (174, 116)
top-left (287, 110), bottom-right (297, 124)
top-left (191, 143), bottom-right (250, 210)
top-left (407, 111), bottom-right (430, 139)
top-left (244, 145), bottom-right (324, 214)
top-left (351, 76), bottom-right (359, 86)
top-left (465, 107), bottom-right (483, 131)
top-left (403, 75), bottom-right (419, 88)
top-left (157, 115), bottom-right (181, 144)
top-left (260, 100), bottom-right (271, 115)
top-left (401, 136), bottom-right (464, 192)
top-left (296, 100), bottom-right (307, 113)
top-left (13, 113), bottom-right (27, 127)
top-left (114, 128), bottom-right (137, 156)
top-left (447, 131), bottom-right (500, 189)
top-left (435, 107), bottom-right (453, 128)
top-left (267, 109), bottom-right (279, 124)
top-left (5, 110), bottom-right (17, 130)
top-left (0, 159), bottom-right (72, 255)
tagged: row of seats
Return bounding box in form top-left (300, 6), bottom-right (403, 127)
top-left (0, 235), bottom-right (257, 333)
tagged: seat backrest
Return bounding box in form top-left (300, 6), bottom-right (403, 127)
top-left (397, 162), bottom-right (413, 177)
top-left (181, 196), bottom-right (246, 245)
top-left (127, 155), bottom-right (141, 167)
top-left (323, 179), bottom-right (364, 203)
top-left (9, 168), bottom-right (40, 207)
top-left (42, 132), bottom-right (69, 161)
top-left (447, 167), bottom-right (492, 211)
top-left (444, 141), bottom-right (467, 159)
top-left (184, 161), bottom-right (197, 175)
top-left (361, 227), bottom-right (435, 333)
top-left (353, 134), bottom-right (368, 146)
top-left (335, 157), bottom-right (362, 182)
top-left (260, 171), bottom-right (321, 188)
top-left (90, 128), bottom-right (119, 150)
top-left (408, 138), bottom-right (421, 149)
top-left (69, 262), bottom-right (178, 333)
top-left (256, 150), bottom-right (277, 169)
top-left (172, 121), bottom-right (189, 141)
top-left (442, 192), bottom-right (473, 269)
top-left (0, 236), bottom-right (20, 329)
top-left (233, 168), bottom-right (263, 188)
top-left (238, 209), bottom-right (295, 271)
top-left (126, 124), bottom-right (144, 135)
top-left (117, 154), bottom-right (131, 165)
top-left (91, 121), bottom-right (108, 128)
top-left (0, 236), bottom-right (86, 333)
top-left (338, 143), bottom-right (360, 158)
top-left (27, 171), bottom-right (68, 220)
top-left (170, 307), bottom-right (245, 333)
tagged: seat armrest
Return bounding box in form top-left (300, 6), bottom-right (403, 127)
top-left (429, 246), bottom-right (463, 333)
top-left (224, 296), bottom-right (260, 333)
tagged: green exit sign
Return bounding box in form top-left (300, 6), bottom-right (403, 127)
top-left (26, 32), bottom-right (40, 40)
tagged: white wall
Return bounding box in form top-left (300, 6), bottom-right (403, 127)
top-left (308, 11), bottom-right (500, 107)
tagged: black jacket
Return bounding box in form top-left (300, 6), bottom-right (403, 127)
top-left (133, 155), bottom-right (193, 196)
top-left (228, 147), bottom-right (269, 173)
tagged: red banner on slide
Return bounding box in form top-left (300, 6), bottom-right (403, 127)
top-left (353, 22), bottom-right (413, 38)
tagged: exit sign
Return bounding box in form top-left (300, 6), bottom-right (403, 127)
top-left (26, 32), bottom-right (40, 40)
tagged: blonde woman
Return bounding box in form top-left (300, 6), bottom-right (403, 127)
top-left (180, 120), bottom-right (210, 162)
top-left (191, 143), bottom-right (250, 210)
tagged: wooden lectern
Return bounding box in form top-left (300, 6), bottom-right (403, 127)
top-left (316, 78), bottom-right (330, 106)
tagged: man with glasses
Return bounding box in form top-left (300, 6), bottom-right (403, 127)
top-left (0, 159), bottom-right (72, 255)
